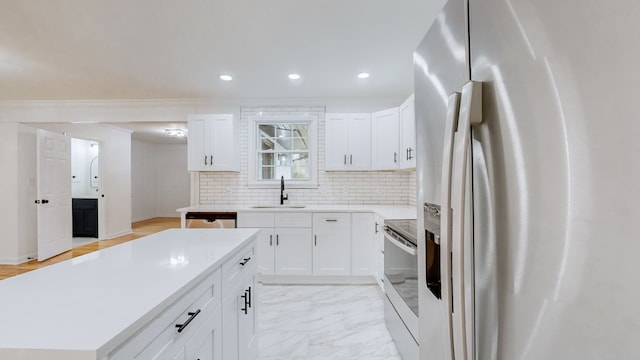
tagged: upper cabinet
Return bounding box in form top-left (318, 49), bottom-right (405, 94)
top-left (371, 107), bottom-right (400, 170)
top-left (187, 114), bottom-right (239, 172)
top-left (399, 93), bottom-right (416, 169)
top-left (325, 113), bottom-right (371, 171)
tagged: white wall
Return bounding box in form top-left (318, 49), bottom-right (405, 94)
top-left (0, 123), bottom-right (37, 264)
top-left (132, 140), bottom-right (189, 221)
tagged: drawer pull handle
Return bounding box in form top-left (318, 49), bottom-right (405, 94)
top-left (175, 309), bottom-right (201, 333)
top-left (240, 257), bottom-right (251, 266)
top-left (325, 219), bottom-right (338, 222)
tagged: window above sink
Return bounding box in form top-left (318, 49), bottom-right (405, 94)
top-left (248, 115), bottom-right (318, 188)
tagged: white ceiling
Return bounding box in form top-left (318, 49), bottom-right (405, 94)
top-left (0, 0), bottom-right (444, 140)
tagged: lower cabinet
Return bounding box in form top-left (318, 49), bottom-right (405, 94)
top-left (312, 213), bottom-right (351, 275)
top-left (222, 243), bottom-right (258, 360)
top-left (238, 212), bottom-right (312, 276)
top-left (109, 240), bottom-right (257, 360)
top-left (351, 213), bottom-right (375, 276)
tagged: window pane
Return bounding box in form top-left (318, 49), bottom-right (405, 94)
top-left (259, 124), bottom-right (275, 137)
top-left (260, 166), bottom-right (274, 180)
top-left (260, 137), bottom-right (275, 150)
top-left (292, 124), bottom-right (309, 138)
top-left (293, 137), bottom-right (309, 150)
top-left (275, 137), bottom-right (292, 150)
top-left (291, 152), bottom-right (309, 179)
top-left (276, 153), bottom-right (289, 166)
top-left (260, 153), bottom-right (274, 166)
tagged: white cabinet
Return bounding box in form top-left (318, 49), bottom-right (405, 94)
top-left (325, 113), bottom-right (371, 170)
top-left (399, 93), bottom-right (416, 169)
top-left (351, 213), bottom-right (375, 276)
top-left (312, 213), bottom-right (351, 275)
top-left (374, 214), bottom-right (385, 289)
top-left (371, 107), bottom-right (400, 170)
top-left (187, 114), bottom-right (239, 171)
top-left (110, 268), bottom-right (223, 360)
top-left (221, 243), bottom-right (258, 360)
top-left (238, 212), bottom-right (312, 276)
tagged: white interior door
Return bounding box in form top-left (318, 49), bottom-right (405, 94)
top-left (37, 129), bottom-right (72, 261)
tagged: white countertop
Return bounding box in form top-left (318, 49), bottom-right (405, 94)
top-left (177, 204), bottom-right (417, 220)
top-left (0, 228), bottom-right (259, 359)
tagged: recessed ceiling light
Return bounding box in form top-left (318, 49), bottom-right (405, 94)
top-left (219, 74), bottom-right (233, 81)
top-left (357, 72), bottom-right (370, 79)
top-left (288, 73), bottom-right (301, 80)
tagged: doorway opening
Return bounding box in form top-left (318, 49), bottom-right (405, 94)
top-left (71, 138), bottom-right (102, 248)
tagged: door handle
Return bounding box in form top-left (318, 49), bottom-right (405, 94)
top-left (241, 292), bottom-right (248, 314)
top-left (247, 286), bottom-right (252, 308)
top-left (210, 155), bottom-right (213, 165)
top-left (440, 91), bottom-right (461, 360)
top-left (314, 235), bottom-right (317, 246)
top-left (344, 154), bottom-right (347, 165)
top-left (408, 147), bottom-right (414, 160)
top-left (375, 222), bottom-right (379, 234)
top-left (204, 154), bottom-right (208, 165)
top-left (276, 234), bottom-right (279, 246)
top-left (350, 154), bottom-right (353, 164)
top-left (270, 234), bottom-right (273, 246)
top-left (394, 152), bottom-right (397, 163)
top-left (450, 81), bottom-right (482, 360)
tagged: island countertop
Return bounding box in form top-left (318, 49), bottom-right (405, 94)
top-left (0, 228), bottom-right (259, 359)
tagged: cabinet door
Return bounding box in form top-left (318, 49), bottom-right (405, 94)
top-left (374, 215), bottom-right (385, 289)
top-left (222, 284), bottom-right (241, 360)
top-left (210, 114), bottom-right (238, 171)
top-left (399, 93), bottom-right (416, 169)
top-left (239, 271), bottom-right (258, 360)
top-left (347, 114), bottom-right (371, 170)
top-left (312, 213), bottom-right (351, 275)
top-left (187, 117), bottom-right (208, 171)
top-left (351, 213), bottom-right (375, 276)
top-left (185, 308), bottom-right (222, 360)
top-left (187, 114), bottom-right (239, 172)
top-left (325, 113), bottom-right (350, 170)
top-left (256, 228), bottom-right (275, 275)
top-left (371, 107), bottom-right (400, 170)
top-left (274, 227), bottom-right (312, 275)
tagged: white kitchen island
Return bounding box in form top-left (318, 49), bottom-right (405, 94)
top-left (0, 228), bottom-right (259, 360)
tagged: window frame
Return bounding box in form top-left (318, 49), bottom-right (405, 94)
top-left (248, 115), bottom-right (318, 188)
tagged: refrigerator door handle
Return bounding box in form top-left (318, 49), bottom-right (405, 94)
top-left (440, 91), bottom-right (461, 360)
top-left (450, 81), bottom-right (482, 360)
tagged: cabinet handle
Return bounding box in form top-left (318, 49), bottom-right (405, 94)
top-left (175, 309), bottom-right (201, 333)
top-left (270, 234), bottom-right (273, 246)
top-left (204, 155), bottom-right (208, 165)
top-left (375, 222), bottom-right (379, 234)
top-left (344, 154), bottom-right (347, 165)
top-left (241, 292), bottom-right (248, 314)
top-left (210, 155), bottom-right (213, 165)
top-left (247, 286), bottom-right (252, 308)
top-left (325, 219), bottom-right (338, 222)
top-left (276, 234), bottom-right (279, 246)
top-left (350, 154), bottom-right (353, 164)
top-left (406, 148), bottom-right (410, 161)
top-left (240, 257), bottom-right (251, 266)
top-left (408, 147), bottom-right (414, 160)
top-left (314, 235), bottom-right (317, 246)
top-left (394, 152), bottom-right (398, 163)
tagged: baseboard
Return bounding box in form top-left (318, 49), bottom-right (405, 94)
top-left (258, 275), bottom-right (377, 285)
top-left (103, 229), bottom-right (132, 240)
top-left (0, 252), bottom-right (36, 265)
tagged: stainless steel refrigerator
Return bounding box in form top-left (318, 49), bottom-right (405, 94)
top-left (415, 0), bottom-right (640, 359)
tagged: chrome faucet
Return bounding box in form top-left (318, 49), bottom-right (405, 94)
top-left (280, 176), bottom-right (288, 205)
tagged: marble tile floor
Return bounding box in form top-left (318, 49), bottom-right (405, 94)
top-left (257, 284), bottom-right (402, 360)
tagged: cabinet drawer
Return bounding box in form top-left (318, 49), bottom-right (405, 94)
top-left (275, 212), bottom-right (312, 227)
top-left (110, 269), bottom-right (222, 360)
top-left (222, 243), bottom-right (256, 294)
top-left (313, 213), bottom-right (351, 229)
top-left (238, 212), bottom-right (275, 228)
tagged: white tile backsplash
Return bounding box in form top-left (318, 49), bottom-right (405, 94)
top-left (199, 105), bottom-right (416, 206)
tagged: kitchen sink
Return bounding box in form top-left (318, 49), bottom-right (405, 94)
top-left (250, 204), bottom-right (307, 209)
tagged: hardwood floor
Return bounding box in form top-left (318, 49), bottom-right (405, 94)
top-left (0, 217), bottom-right (180, 281)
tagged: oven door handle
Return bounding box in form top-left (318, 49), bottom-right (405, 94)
top-left (385, 233), bottom-right (417, 256)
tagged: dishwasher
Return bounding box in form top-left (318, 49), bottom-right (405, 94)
top-left (185, 212), bottom-right (237, 228)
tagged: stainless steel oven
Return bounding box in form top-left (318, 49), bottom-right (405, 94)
top-left (383, 218), bottom-right (419, 359)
